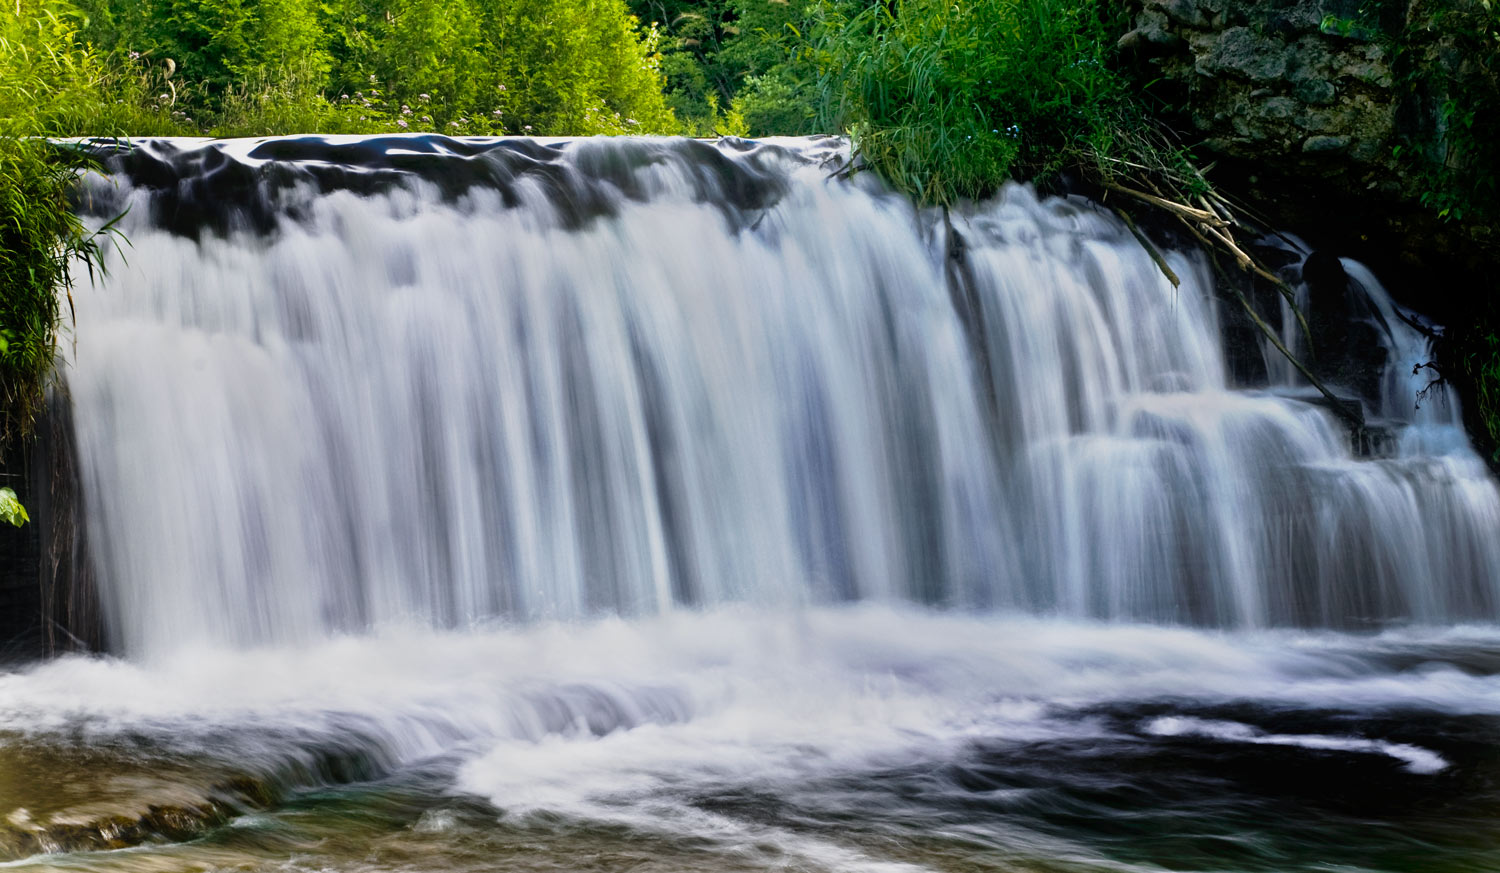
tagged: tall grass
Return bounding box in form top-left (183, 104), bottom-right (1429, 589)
top-left (812, 0), bottom-right (1197, 206)
top-left (0, 1), bottom-right (175, 444)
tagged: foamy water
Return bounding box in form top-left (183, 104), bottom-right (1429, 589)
top-left (3, 607), bottom-right (1499, 871)
top-left (26, 135), bottom-right (1500, 872)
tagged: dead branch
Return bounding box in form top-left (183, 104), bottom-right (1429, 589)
top-left (1114, 208), bottom-right (1180, 288)
top-left (1106, 183), bottom-right (1227, 226)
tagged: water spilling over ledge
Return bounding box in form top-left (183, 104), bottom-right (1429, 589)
top-left (66, 135), bottom-right (1500, 655)
top-left (3, 134), bottom-right (1497, 873)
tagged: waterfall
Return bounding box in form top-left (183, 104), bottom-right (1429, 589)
top-left (70, 135), bottom-right (1500, 657)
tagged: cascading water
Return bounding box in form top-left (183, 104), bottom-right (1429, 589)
top-left (2, 135), bottom-right (1499, 873)
top-left (64, 135), bottom-right (1500, 654)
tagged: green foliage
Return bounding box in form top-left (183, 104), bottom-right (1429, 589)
top-left (0, 487), bottom-right (28, 527)
top-left (633, 0), bottom-right (819, 135)
top-left (1403, 0), bottom-right (1500, 225)
top-left (76, 0), bottom-right (680, 136)
top-left (1467, 328), bottom-right (1500, 461)
top-left (732, 68), bottom-right (815, 136)
top-left (1336, 0), bottom-right (1500, 225)
top-left (476, 0), bottom-right (677, 135)
top-left (1319, 12), bottom-right (1377, 40)
top-left (0, 1), bottom-right (177, 445)
top-left (0, 0), bottom-right (689, 467)
top-left (811, 0), bottom-right (1195, 206)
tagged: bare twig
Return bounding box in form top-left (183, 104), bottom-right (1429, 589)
top-left (1106, 182), bottom-right (1226, 226)
top-left (1394, 307), bottom-right (1443, 342)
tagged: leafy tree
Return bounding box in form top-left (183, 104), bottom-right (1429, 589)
top-left (811, 0), bottom-right (1188, 204)
top-left (632, 0), bottom-right (818, 135)
top-left (74, 0), bottom-right (680, 135)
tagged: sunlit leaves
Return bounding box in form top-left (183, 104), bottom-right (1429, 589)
top-left (0, 488), bottom-right (28, 527)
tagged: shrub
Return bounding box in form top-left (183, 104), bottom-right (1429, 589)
top-left (80, 0), bottom-right (680, 136)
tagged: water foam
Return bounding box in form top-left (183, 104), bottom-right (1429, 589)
top-left (1143, 716), bottom-right (1449, 774)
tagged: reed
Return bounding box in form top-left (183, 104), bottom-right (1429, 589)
top-left (0, 1), bottom-right (176, 445)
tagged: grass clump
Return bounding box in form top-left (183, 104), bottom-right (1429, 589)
top-left (810, 0), bottom-right (1195, 207)
top-left (0, 1), bottom-right (178, 446)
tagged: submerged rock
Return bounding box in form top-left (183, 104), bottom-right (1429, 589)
top-left (0, 736), bottom-right (271, 859)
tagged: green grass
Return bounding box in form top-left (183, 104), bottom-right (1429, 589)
top-left (810, 0), bottom-right (1199, 207)
top-left (0, 1), bottom-right (180, 446)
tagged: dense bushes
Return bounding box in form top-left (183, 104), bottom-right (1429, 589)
top-left (629, 0), bottom-right (818, 135)
top-left (72, 0), bottom-right (679, 136)
top-left (0, 0), bottom-right (685, 454)
top-left (1383, 0), bottom-right (1500, 226)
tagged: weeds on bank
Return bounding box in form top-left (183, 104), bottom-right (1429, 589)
top-left (810, 0), bottom-right (1195, 205)
top-left (0, 1), bottom-right (178, 448)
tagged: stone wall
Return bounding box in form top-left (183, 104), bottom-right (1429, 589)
top-left (1126, 0), bottom-right (1398, 183)
top-left (1123, 0), bottom-right (1496, 310)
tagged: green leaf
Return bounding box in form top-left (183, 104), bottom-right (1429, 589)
top-left (0, 488), bottom-right (29, 528)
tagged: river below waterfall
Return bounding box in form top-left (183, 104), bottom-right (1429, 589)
top-left (7, 135), bottom-right (1499, 871)
top-left (4, 609), bottom-right (1500, 872)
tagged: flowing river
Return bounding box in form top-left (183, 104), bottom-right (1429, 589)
top-left (2, 135), bottom-right (1498, 872)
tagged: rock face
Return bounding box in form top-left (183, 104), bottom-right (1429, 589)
top-left (1147, 6), bottom-right (1399, 172)
top-left (1123, 0), bottom-right (1496, 309)
top-left (0, 394), bottom-right (101, 662)
top-left (1123, 0), bottom-right (1500, 467)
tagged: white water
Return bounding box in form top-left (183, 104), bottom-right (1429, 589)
top-left (4, 604), bottom-right (1498, 873)
top-left (69, 136), bottom-right (1500, 657)
top-left (16, 138), bottom-right (1500, 869)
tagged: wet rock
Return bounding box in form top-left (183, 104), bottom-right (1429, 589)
top-left (1153, 0), bottom-right (1208, 29)
top-left (0, 736), bottom-right (272, 860)
top-left (1302, 250), bottom-right (1389, 404)
top-left (1119, 17), bottom-right (1185, 56)
top-left (1293, 77), bottom-right (1338, 104)
top-left (1303, 135), bottom-right (1352, 153)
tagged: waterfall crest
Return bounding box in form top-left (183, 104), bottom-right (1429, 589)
top-left (71, 135), bottom-right (1500, 655)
